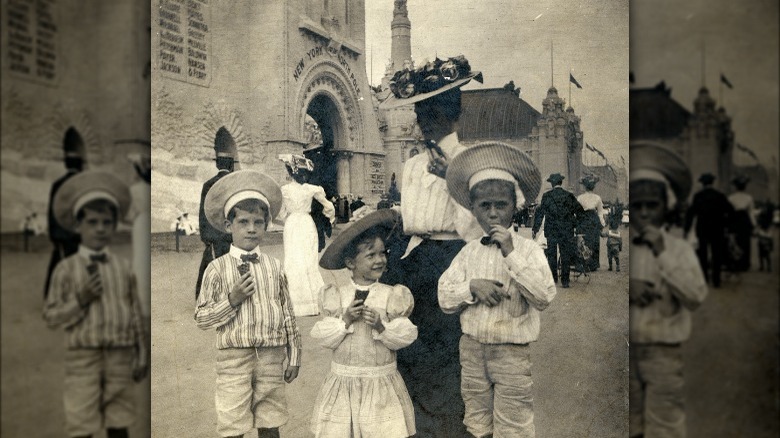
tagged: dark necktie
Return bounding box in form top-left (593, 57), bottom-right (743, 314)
top-left (90, 253), bottom-right (107, 263)
top-left (241, 253), bottom-right (259, 263)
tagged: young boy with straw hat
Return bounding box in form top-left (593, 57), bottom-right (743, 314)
top-left (44, 171), bottom-right (148, 438)
top-left (195, 169), bottom-right (302, 438)
top-left (439, 141), bottom-right (556, 437)
top-left (628, 141), bottom-right (708, 437)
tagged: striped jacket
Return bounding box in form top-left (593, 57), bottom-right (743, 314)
top-left (44, 246), bottom-right (145, 351)
top-left (195, 245), bottom-right (302, 366)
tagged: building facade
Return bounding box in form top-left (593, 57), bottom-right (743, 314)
top-left (630, 82), bottom-right (778, 203)
top-left (151, 0), bottom-right (384, 230)
top-left (1, 0), bottom-right (150, 231)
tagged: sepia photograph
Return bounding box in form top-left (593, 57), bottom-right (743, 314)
top-left (1, 0), bottom-right (152, 437)
top-left (150, 0), bottom-right (628, 437)
top-left (629, 0), bottom-right (779, 436)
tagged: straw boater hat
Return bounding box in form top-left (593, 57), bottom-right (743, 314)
top-left (52, 171), bottom-right (131, 231)
top-left (629, 141), bottom-right (692, 207)
top-left (319, 209), bottom-right (402, 270)
top-left (445, 141), bottom-right (541, 210)
top-left (204, 169), bottom-right (282, 232)
top-left (379, 55), bottom-right (483, 109)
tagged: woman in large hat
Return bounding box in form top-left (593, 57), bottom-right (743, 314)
top-left (577, 174), bottom-right (606, 271)
top-left (727, 174), bottom-right (755, 271)
top-left (277, 154), bottom-right (335, 316)
top-left (378, 55), bottom-right (484, 438)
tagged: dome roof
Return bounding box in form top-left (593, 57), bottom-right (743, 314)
top-left (458, 88), bottom-right (541, 141)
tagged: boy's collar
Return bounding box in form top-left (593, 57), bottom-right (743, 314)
top-left (229, 244), bottom-right (261, 260)
top-left (78, 245), bottom-right (110, 259)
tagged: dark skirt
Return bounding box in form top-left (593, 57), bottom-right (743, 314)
top-left (380, 237), bottom-right (471, 438)
top-left (579, 210), bottom-right (603, 271)
top-left (730, 210), bottom-right (754, 271)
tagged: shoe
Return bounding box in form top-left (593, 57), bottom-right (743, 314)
top-left (616, 266), bottom-right (620, 272)
top-left (608, 266), bottom-right (612, 271)
top-left (562, 282), bottom-right (570, 288)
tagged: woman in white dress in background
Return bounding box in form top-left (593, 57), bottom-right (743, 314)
top-left (577, 174), bottom-right (606, 271)
top-left (278, 154), bottom-right (336, 316)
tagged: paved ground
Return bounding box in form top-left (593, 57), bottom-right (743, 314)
top-left (2, 226), bottom-right (776, 437)
top-left (148, 226), bottom-right (630, 437)
top-left (1, 242), bottom-right (151, 438)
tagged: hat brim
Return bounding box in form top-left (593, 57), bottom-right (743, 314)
top-left (379, 72), bottom-right (483, 109)
top-left (629, 141), bottom-right (692, 202)
top-left (204, 170), bottom-right (282, 232)
top-left (546, 175), bottom-right (565, 183)
top-left (446, 141), bottom-right (541, 209)
top-left (319, 209), bottom-right (402, 270)
top-left (52, 171), bottom-right (131, 231)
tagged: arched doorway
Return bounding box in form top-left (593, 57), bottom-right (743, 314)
top-left (63, 127), bottom-right (86, 162)
top-left (304, 94), bottom-right (341, 198)
top-left (214, 126), bottom-right (239, 169)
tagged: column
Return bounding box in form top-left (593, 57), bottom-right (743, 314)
top-left (337, 151), bottom-right (351, 195)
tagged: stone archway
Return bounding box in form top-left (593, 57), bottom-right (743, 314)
top-left (304, 93), bottom-right (341, 198)
top-left (297, 63), bottom-right (364, 198)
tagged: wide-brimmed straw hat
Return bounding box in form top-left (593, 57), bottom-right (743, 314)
top-left (445, 141), bottom-right (541, 209)
top-left (204, 170), bottom-right (282, 232)
top-left (379, 55), bottom-right (483, 109)
top-left (319, 209), bottom-right (402, 270)
top-left (629, 141), bottom-right (692, 203)
top-left (52, 171), bottom-right (131, 231)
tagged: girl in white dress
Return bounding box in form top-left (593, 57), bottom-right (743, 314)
top-left (311, 210), bottom-right (417, 438)
top-left (278, 154), bottom-right (335, 316)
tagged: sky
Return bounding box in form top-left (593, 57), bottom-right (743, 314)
top-left (364, 0), bottom-right (630, 168)
top-left (630, 0), bottom-right (779, 171)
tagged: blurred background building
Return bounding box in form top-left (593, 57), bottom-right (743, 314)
top-left (1, 0), bottom-right (150, 232)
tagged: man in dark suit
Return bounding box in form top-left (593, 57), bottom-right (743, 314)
top-left (194, 152), bottom-right (235, 299)
top-left (532, 173), bottom-right (584, 288)
top-left (44, 152), bottom-right (83, 298)
top-left (684, 173), bottom-right (734, 288)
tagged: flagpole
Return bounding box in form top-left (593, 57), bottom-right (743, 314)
top-left (701, 41), bottom-right (706, 88)
top-left (569, 68), bottom-right (572, 107)
top-left (719, 75), bottom-right (722, 107)
top-left (551, 41), bottom-right (554, 88)
top-left (370, 44), bottom-right (373, 87)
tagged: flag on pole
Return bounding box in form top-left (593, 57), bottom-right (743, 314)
top-left (570, 73), bottom-right (583, 89)
top-left (720, 73), bottom-right (733, 89)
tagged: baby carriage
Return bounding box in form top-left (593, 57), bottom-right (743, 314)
top-left (558, 234), bottom-right (592, 284)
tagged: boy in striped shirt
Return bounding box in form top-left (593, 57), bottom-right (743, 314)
top-left (44, 171), bottom-right (148, 438)
top-left (195, 170), bottom-right (302, 438)
top-left (439, 142), bottom-right (557, 437)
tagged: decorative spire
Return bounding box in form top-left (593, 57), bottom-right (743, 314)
top-left (390, 0), bottom-right (412, 76)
